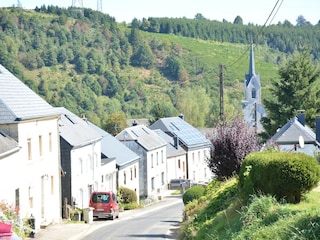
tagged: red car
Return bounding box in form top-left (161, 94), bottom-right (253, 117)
top-left (89, 192), bottom-right (120, 220)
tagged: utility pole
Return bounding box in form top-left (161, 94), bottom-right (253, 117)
top-left (219, 64), bottom-right (224, 121)
top-left (71, 0), bottom-right (84, 16)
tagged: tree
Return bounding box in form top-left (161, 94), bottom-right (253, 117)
top-left (233, 16), bottom-right (243, 25)
top-left (262, 48), bottom-right (320, 136)
top-left (103, 113), bottom-right (127, 136)
top-left (194, 13), bottom-right (206, 20)
top-left (208, 116), bottom-right (259, 179)
top-left (296, 15), bottom-right (307, 26)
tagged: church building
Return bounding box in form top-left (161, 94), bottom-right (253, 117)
top-left (242, 43), bottom-right (266, 133)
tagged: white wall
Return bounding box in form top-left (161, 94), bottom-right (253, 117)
top-left (118, 161), bottom-right (140, 203)
top-left (146, 146), bottom-right (167, 198)
top-left (15, 117), bottom-right (61, 230)
top-left (187, 147), bottom-right (212, 182)
top-left (99, 158), bottom-right (117, 192)
top-left (70, 141), bottom-right (101, 209)
top-left (166, 153), bottom-right (187, 182)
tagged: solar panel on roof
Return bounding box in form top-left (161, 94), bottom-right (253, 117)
top-left (169, 120), bottom-right (208, 146)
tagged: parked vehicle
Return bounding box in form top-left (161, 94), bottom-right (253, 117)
top-left (89, 192), bottom-right (119, 220)
top-left (169, 179), bottom-right (188, 189)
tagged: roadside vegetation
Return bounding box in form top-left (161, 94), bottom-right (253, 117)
top-left (180, 168), bottom-right (320, 240)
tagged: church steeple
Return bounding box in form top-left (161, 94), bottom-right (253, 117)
top-left (249, 42), bottom-right (255, 77)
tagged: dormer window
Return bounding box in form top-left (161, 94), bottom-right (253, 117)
top-left (252, 88), bottom-right (256, 99)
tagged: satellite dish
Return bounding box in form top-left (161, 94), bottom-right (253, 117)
top-left (299, 135), bottom-right (305, 149)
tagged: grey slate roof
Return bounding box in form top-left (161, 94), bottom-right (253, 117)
top-left (270, 117), bottom-right (317, 145)
top-left (150, 117), bottom-right (211, 150)
top-left (56, 107), bottom-right (101, 148)
top-left (153, 129), bottom-right (186, 158)
top-left (0, 130), bottom-right (19, 158)
top-left (83, 120), bottom-right (140, 168)
top-left (116, 125), bottom-right (167, 151)
top-left (0, 64), bottom-right (57, 124)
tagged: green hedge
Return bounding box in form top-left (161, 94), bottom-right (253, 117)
top-left (118, 186), bottom-right (137, 204)
top-left (239, 152), bottom-right (320, 203)
top-left (183, 186), bottom-right (206, 205)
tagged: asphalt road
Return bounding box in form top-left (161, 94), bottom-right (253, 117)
top-left (80, 195), bottom-right (184, 240)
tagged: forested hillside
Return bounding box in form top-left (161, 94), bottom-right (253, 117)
top-left (0, 6), bottom-right (318, 130)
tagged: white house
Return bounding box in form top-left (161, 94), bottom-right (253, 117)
top-left (153, 129), bottom-right (187, 182)
top-left (56, 107), bottom-right (102, 212)
top-left (150, 116), bottom-right (213, 183)
top-left (83, 119), bottom-right (140, 202)
top-left (116, 125), bottom-right (167, 200)
top-left (0, 64), bottom-right (61, 230)
top-left (267, 110), bottom-right (320, 157)
top-left (0, 131), bottom-right (21, 205)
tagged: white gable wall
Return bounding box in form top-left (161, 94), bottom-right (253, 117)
top-left (70, 141), bottom-right (101, 209)
top-left (118, 161), bottom-right (140, 203)
top-left (0, 150), bottom-right (21, 207)
top-left (99, 159), bottom-right (117, 193)
top-left (146, 146), bottom-right (167, 199)
top-left (13, 117), bottom-right (61, 230)
top-left (187, 147), bottom-right (212, 182)
top-left (166, 154), bottom-right (187, 182)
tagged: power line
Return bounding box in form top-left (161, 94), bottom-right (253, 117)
top-left (228, 0), bottom-right (284, 69)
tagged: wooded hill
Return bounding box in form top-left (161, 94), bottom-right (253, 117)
top-left (0, 6), bottom-right (319, 130)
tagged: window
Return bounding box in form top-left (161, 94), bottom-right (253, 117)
top-left (49, 132), bottom-right (52, 152)
top-left (39, 135), bottom-right (43, 156)
top-left (183, 162), bottom-right (185, 171)
top-left (51, 176), bottom-right (54, 195)
top-left (15, 189), bottom-right (20, 212)
top-left (252, 88), bottom-right (256, 99)
top-left (27, 138), bottom-right (32, 160)
top-left (192, 152), bottom-right (195, 163)
top-left (156, 152), bottom-right (159, 165)
top-left (29, 186), bottom-right (33, 208)
top-left (134, 166), bottom-right (137, 178)
top-left (161, 172), bottom-right (164, 185)
top-left (79, 159), bottom-right (83, 174)
top-left (161, 150), bottom-right (164, 163)
top-left (124, 171), bottom-right (126, 185)
top-left (130, 168), bottom-right (133, 180)
top-left (178, 159), bottom-right (181, 169)
top-left (151, 177), bottom-right (155, 191)
top-left (151, 154), bottom-right (154, 168)
top-left (198, 151), bottom-right (200, 161)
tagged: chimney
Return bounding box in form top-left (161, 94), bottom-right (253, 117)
top-left (173, 135), bottom-right (179, 149)
top-left (316, 116), bottom-right (320, 143)
top-left (297, 110), bottom-right (305, 126)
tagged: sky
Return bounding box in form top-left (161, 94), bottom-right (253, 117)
top-left (1, 0), bottom-right (320, 26)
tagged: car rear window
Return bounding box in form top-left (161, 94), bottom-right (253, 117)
top-left (92, 193), bottom-right (110, 203)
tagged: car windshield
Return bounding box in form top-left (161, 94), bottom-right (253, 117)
top-left (92, 193), bottom-right (110, 203)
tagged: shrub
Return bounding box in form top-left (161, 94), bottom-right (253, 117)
top-left (239, 152), bottom-right (320, 203)
top-left (118, 186), bottom-right (137, 204)
top-left (183, 186), bottom-right (205, 205)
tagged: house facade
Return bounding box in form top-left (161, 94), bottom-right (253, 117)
top-left (150, 116), bottom-right (213, 183)
top-left (0, 64), bottom-right (61, 230)
top-left (57, 107), bottom-right (102, 212)
top-left (154, 129), bottom-right (187, 182)
top-left (268, 110), bottom-right (320, 156)
top-left (116, 125), bottom-right (167, 199)
top-left (84, 119), bottom-right (140, 202)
